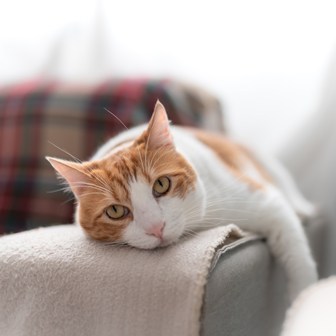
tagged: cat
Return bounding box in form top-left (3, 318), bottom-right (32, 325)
top-left (47, 100), bottom-right (317, 300)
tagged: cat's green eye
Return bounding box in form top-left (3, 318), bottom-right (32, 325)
top-left (153, 176), bottom-right (171, 197)
top-left (106, 205), bottom-right (129, 220)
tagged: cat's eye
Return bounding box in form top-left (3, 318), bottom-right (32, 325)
top-left (153, 176), bottom-right (171, 197)
top-left (105, 205), bottom-right (129, 220)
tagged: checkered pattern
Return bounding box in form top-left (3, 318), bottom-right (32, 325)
top-left (0, 79), bottom-right (224, 234)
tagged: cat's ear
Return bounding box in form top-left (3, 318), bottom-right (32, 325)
top-left (46, 157), bottom-right (91, 198)
top-left (146, 100), bottom-right (174, 149)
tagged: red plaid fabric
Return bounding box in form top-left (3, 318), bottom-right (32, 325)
top-left (0, 79), bottom-right (224, 234)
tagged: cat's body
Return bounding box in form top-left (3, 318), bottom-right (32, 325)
top-left (48, 101), bottom-right (317, 300)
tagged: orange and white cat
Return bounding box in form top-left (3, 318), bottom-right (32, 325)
top-left (47, 101), bottom-right (317, 300)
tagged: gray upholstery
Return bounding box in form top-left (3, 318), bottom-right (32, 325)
top-left (202, 239), bottom-right (287, 336)
top-left (202, 217), bottom-right (322, 336)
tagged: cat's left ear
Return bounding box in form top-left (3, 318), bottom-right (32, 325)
top-left (46, 157), bottom-right (92, 198)
top-left (145, 100), bottom-right (174, 149)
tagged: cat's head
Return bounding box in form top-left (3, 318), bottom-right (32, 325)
top-left (47, 101), bottom-right (205, 249)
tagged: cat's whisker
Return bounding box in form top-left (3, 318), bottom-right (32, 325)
top-left (70, 181), bottom-right (108, 189)
top-left (48, 141), bottom-right (82, 163)
top-left (195, 219), bottom-right (248, 225)
top-left (87, 169), bottom-right (112, 192)
top-left (80, 192), bottom-right (111, 200)
top-left (147, 147), bottom-right (160, 172)
top-left (184, 208), bottom-right (254, 221)
top-left (59, 194), bottom-right (77, 205)
top-left (202, 172), bottom-right (257, 196)
top-left (104, 106), bottom-right (146, 174)
top-left (103, 241), bottom-right (129, 247)
top-left (148, 146), bottom-right (165, 172)
top-left (69, 184), bottom-right (109, 195)
top-left (184, 209), bottom-right (249, 222)
top-left (182, 231), bottom-right (199, 239)
top-left (103, 106), bottom-right (149, 178)
top-left (182, 199), bottom-right (256, 219)
top-left (148, 146), bottom-right (174, 170)
top-left (149, 147), bottom-right (175, 172)
top-left (207, 207), bottom-right (254, 214)
top-left (183, 226), bottom-right (200, 233)
top-left (47, 186), bottom-right (72, 194)
top-left (205, 196), bottom-right (257, 204)
top-left (70, 182), bottom-right (111, 195)
top-left (136, 144), bottom-right (146, 174)
top-left (104, 108), bottom-right (129, 130)
top-left (206, 198), bottom-right (255, 204)
top-left (90, 174), bottom-right (110, 191)
top-left (148, 146), bottom-right (166, 172)
top-left (144, 117), bottom-right (155, 173)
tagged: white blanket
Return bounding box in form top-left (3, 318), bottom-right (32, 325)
top-left (0, 224), bottom-right (246, 336)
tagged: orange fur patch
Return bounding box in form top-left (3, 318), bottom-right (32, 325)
top-left (191, 129), bottom-right (268, 190)
top-left (237, 144), bottom-right (272, 183)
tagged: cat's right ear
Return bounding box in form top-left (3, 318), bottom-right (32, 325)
top-left (46, 157), bottom-right (91, 198)
top-left (146, 100), bottom-right (174, 149)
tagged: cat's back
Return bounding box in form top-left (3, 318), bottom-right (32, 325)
top-left (180, 128), bottom-right (315, 218)
top-left (173, 127), bottom-right (271, 190)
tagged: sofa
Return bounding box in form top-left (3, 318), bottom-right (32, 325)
top-left (0, 79), bottom-right (325, 336)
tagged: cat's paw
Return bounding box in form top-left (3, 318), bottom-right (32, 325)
top-left (294, 200), bottom-right (318, 221)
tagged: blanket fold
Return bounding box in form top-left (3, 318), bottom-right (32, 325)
top-left (0, 224), bottom-right (246, 336)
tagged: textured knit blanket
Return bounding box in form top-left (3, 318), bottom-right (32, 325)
top-left (0, 224), bottom-right (245, 336)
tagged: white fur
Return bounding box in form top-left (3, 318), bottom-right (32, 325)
top-left (93, 125), bottom-right (317, 300)
top-left (123, 178), bottom-right (205, 250)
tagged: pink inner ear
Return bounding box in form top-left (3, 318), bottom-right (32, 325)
top-left (147, 101), bottom-right (174, 149)
top-left (46, 157), bottom-right (91, 198)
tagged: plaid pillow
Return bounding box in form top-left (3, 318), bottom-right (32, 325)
top-left (0, 79), bottom-right (224, 234)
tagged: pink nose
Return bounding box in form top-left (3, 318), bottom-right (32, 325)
top-left (146, 223), bottom-right (165, 240)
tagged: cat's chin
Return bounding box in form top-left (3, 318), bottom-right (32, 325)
top-left (158, 237), bottom-right (179, 248)
top-left (128, 239), bottom-right (162, 250)
top-left (128, 236), bottom-right (179, 250)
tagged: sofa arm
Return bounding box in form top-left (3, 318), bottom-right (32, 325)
top-left (202, 239), bottom-right (288, 336)
top-left (202, 216), bottom-right (323, 336)
top-left (0, 224), bottom-right (245, 336)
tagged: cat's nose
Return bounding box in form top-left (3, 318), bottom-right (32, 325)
top-left (146, 222), bottom-right (165, 240)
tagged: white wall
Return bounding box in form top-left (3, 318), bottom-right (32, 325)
top-left (1, 0), bottom-right (336, 152)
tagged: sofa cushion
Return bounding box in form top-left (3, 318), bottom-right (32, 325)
top-left (0, 79), bottom-right (224, 234)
